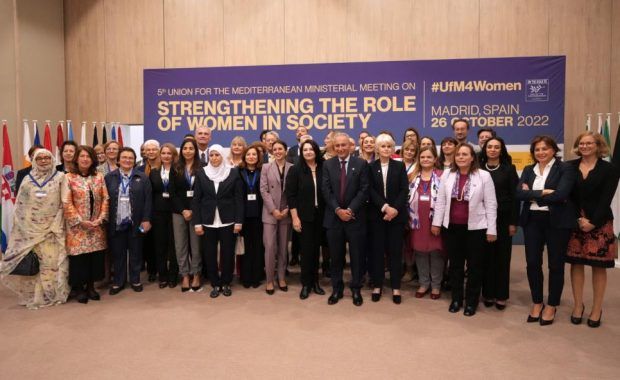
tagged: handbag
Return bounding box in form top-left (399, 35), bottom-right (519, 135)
top-left (234, 234), bottom-right (245, 256)
top-left (10, 251), bottom-right (40, 276)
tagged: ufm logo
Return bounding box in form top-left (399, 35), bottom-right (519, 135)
top-left (525, 79), bottom-right (549, 102)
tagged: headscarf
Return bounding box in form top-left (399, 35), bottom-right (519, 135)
top-left (203, 144), bottom-right (231, 183)
top-left (30, 149), bottom-right (57, 182)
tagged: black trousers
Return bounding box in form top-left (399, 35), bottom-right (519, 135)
top-left (299, 209), bottom-right (323, 286)
top-left (143, 229), bottom-right (156, 275)
top-left (326, 221), bottom-right (365, 291)
top-left (152, 211), bottom-right (179, 282)
top-left (202, 225), bottom-right (235, 287)
top-left (370, 219), bottom-right (404, 290)
top-left (240, 217), bottom-right (264, 285)
top-left (69, 250), bottom-right (105, 287)
top-left (482, 211), bottom-right (513, 301)
top-left (523, 211), bottom-right (570, 306)
top-left (291, 229), bottom-right (300, 260)
top-left (444, 225), bottom-right (486, 307)
top-left (110, 230), bottom-right (143, 287)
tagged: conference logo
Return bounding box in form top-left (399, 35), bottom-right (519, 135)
top-left (525, 79), bottom-right (549, 102)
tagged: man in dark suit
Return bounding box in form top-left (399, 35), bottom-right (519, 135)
top-left (322, 132), bottom-right (369, 306)
top-left (285, 126), bottom-right (308, 165)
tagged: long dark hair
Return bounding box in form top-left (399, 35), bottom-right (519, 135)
top-left (438, 136), bottom-right (458, 165)
top-left (298, 140), bottom-right (324, 173)
top-left (479, 137), bottom-right (512, 165)
top-left (60, 140), bottom-right (79, 165)
top-left (70, 145), bottom-right (98, 177)
top-left (176, 138), bottom-right (201, 176)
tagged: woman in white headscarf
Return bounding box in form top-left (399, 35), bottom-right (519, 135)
top-left (192, 144), bottom-right (244, 298)
top-left (0, 148), bottom-right (70, 309)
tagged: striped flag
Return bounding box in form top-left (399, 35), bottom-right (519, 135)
top-left (43, 120), bottom-right (53, 151)
top-left (55, 121), bottom-right (65, 162)
top-left (117, 124), bottom-right (124, 147)
top-left (80, 121), bottom-right (87, 145)
top-left (22, 119), bottom-right (31, 167)
top-left (33, 120), bottom-right (40, 145)
top-left (602, 114), bottom-right (612, 150)
top-left (92, 122), bottom-right (99, 146)
top-left (67, 119), bottom-right (74, 141)
top-left (1, 122), bottom-right (16, 253)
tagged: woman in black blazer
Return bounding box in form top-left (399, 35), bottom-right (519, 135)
top-left (149, 143), bottom-right (179, 288)
top-left (192, 144), bottom-right (244, 298)
top-left (479, 137), bottom-right (519, 310)
top-left (517, 135), bottom-right (577, 325)
top-left (287, 140), bottom-right (327, 300)
top-left (566, 132), bottom-right (619, 327)
top-left (367, 133), bottom-right (409, 304)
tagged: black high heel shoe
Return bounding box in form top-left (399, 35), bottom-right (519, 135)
top-left (392, 292), bottom-right (401, 305)
top-left (540, 306), bottom-right (556, 326)
top-left (570, 304), bottom-right (585, 325)
top-left (527, 304), bottom-right (544, 323)
top-left (587, 310), bottom-right (602, 328)
top-left (371, 289), bottom-right (382, 302)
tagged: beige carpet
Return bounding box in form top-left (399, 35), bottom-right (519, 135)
top-left (0, 246), bottom-right (618, 379)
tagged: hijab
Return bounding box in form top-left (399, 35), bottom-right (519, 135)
top-left (203, 144), bottom-right (231, 183)
top-left (30, 149), bottom-right (57, 182)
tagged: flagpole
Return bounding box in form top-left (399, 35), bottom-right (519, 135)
top-left (586, 114), bottom-right (591, 131)
top-left (597, 113), bottom-right (603, 134)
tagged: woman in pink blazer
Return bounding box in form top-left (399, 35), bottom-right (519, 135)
top-left (260, 140), bottom-right (293, 295)
top-left (431, 143), bottom-right (497, 317)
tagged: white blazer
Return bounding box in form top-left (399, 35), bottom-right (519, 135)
top-left (432, 169), bottom-right (497, 235)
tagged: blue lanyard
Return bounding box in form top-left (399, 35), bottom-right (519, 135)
top-left (28, 171), bottom-right (57, 188)
top-left (185, 169), bottom-right (194, 189)
top-left (422, 180), bottom-right (429, 194)
top-left (244, 170), bottom-right (258, 192)
top-left (120, 170), bottom-right (132, 195)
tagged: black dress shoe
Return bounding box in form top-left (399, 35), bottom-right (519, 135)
top-left (312, 283), bottom-right (325, 295)
top-left (181, 287), bottom-right (191, 293)
top-left (242, 283), bottom-right (251, 289)
top-left (77, 291), bottom-right (89, 304)
top-left (168, 281), bottom-right (177, 289)
top-left (483, 299), bottom-right (495, 308)
top-left (540, 307), bottom-right (556, 326)
top-left (131, 283), bottom-right (143, 292)
top-left (222, 285), bottom-right (232, 297)
top-left (210, 286), bottom-right (221, 298)
top-left (527, 304), bottom-right (544, 323)
top-left (587, 310), bottom-right (602, 328)
top-left (300, 286), bottom-right (311, 300)
top-left (571, 304), bottom-right (585, 325)
top-left (252, 282), bottom-right (261, 288)
top-left (87, 289), bottom-right (101, 301)
top-left (463, 305), bottom-right (476, 316)
top-left (495, 302), bottom-right (506, 311)
top-left (328, 290), bottom-right (343, 305)
top-left (109, 286), bottom-right (124, 296)
top-left (392, 294), bottom-right (402, 304)
top-left (158, 282), bottom-right (168, 289)
top-left (448, 301), bottom-right (462, 313)
top-left (352, 290), bottom-right (363, 306)
top-left (371, 290), bottom-right (382, 302)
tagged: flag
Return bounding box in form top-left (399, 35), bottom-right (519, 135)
top-left (22, 119), bottom-right (31, 167)
top-left (2, 123), bottom-right (16, 253)
top-left (67, 120), bottom-right (74, 141)
top-left (92, 122), bottom-right (98, 146)
top-left (111, 122), bottom-right (117, 141)
top-left (602, 115), bottom-right (611, 150)
top-left (33, 120), bottom-right (40, 146)
top-left (80, 121), bottom-right (86, 145)
top-left (55, 121), bottom-right (65, 162)
top-left (43, 121), bottom-right (52, 151)
top-left (117, 124), bottom-right (124, 147)
top-left (586, 114), bottom-right (591, 131)
top-left (613, 114), bottom-right (620, 166)
top-left (101, 122), bottom-right (108, 144)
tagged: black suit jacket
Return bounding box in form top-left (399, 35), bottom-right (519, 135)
top-left (286, 144), bottom-right (300, 164)
top-left (321, 155), bottom-right (369, 228)
top-left (516, 159), bottom-right (577, 229)
top-left (15, 167), bottom-right (32, 194)
top-left (367, 159), bottom-right (409, 224)
top-left (105, 169), bottom-right (152, 237)
top-left (286, 162), bottom-right (325, 222)
top-left (169, 163), bottom-right (206, 214)
top-left (192, 168), bottom-right (244, 226)
top-left (149, 168), bottom-right (173, 213)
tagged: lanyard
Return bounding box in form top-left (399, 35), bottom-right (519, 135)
top-left (185, 169), bottom-right (195, 189)
top-left (244, 170), bottom-right (258, 192)
top-left (28, 171), bottom-right (57, 188)
top-left (120, 170), bottom-right (132, 195)
top-left (406, 162), bottom-right (415, 174)
top-left (422, 180), bottom-right (429, 194)
top-left (161, 167), bottom-right (169, 191)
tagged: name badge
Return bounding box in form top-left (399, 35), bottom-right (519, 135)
top-left (35, 190), bottom-right (47, 198)
top-left (186, 190), bottom-right (194, 198)
top-left (247, 194), bottom-right (257, 201)
top-left (162, 192), bottom-right (170, 198)
top-left (420, 194), bottom-right (431, 202)
top-left (120, 195), bottom-right (130, 202)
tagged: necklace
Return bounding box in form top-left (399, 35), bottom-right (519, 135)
top-left (485, 163), bottom-right (500, 171)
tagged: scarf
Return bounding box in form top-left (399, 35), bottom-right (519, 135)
top-left (203, 144), bottom-right (231, 183)
top-left (408, 170), bottom-right (440, 230)
top-left (450, 171), bottom-right (472, 201)
top-left (30, 149), bottom-right (57, 182)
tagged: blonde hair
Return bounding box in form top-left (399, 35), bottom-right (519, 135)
top-left (572, 131), bottom-right (610, 158)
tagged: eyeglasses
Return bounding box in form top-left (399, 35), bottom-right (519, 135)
top-left (578, 142), bottom-right (595, 146)
top-left (35, 156), bottom-right (51, 162)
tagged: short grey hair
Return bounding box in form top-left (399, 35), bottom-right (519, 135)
top-left (375, 133), bottom-right (395, 150)
top-left (143, 139), bottom-right (160, 149)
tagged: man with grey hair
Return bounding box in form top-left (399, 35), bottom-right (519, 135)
top-left (263, 131), bottom-right (279, 163)
top-left (195, 126), bottom-right (212, 164)
top-left (322, 132), bottom-right (369, 306)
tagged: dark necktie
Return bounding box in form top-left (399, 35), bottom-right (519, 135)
top-left (200, 152), bottom-right (206, 163)
top-left (339, 159), bottom-right (346, 206)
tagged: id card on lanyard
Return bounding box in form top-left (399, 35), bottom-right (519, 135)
top-left (161, 167), bottom-right (170, 198)
top-left (120, 171), bottom-right (132, 202)
top-left (244, 170), bottom-right (258, 201)
top-left (29, 171), bottom-right (57, 198)
top-left (419, 180), bottom-right (430, 202)
top-left (185, 169), bottom-right (195, 198)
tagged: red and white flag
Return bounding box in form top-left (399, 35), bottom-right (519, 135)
top-left (43, 120), bottom-right (53, 151)
top-left (2, 122), bottom-right (16, 253)
top-left (55, 121), bottom-right (65, 162)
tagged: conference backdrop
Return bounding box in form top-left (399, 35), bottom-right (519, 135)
top-left (144, 56), bottom-right (565, 169)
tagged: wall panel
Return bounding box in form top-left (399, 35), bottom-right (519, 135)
top-left (550, 0), bottom-right (612, 151)
top-left (164, 0), bottom-right (224, 68)
top-left (104, 0), bottom-right (164, 123)
top-left (223, 0), bottom-right (284, 66)
top-left (479, 0), bottom-right (549, 57)
top-left (0, 0), bottom-right (19, 157)
top-left (284, 0), bottom-right (348, 64)
top-left (611, 0), bottom-right (620, 145)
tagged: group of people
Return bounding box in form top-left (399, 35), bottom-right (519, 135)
top-left (0, 121), bottom-right (617, 329)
